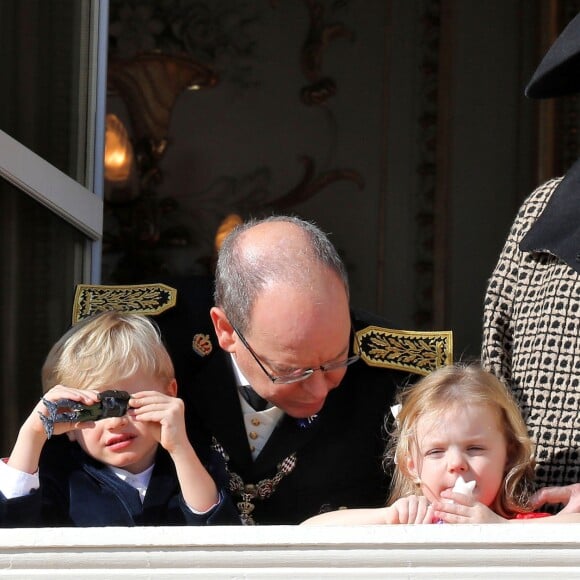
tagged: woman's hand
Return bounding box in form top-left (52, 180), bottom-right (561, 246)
top-left (531, 484), bottom-right (580, 514)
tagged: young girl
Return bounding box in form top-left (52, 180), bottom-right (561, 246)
top-left (303, 363), bottom-right (577, 525)
top-left (0, 311), bottom-right (239, 527)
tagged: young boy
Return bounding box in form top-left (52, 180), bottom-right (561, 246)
top-left (0, 311), bottom-right (239, 527)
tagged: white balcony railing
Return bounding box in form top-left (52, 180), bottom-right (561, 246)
top-left (1, 524), bottom-right (580, 578)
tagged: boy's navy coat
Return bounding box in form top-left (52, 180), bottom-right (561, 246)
top-left (0, 436), bottom-right (239, 527)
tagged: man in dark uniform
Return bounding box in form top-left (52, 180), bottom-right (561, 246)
top-left (154, 215), bottom-right (451, 524)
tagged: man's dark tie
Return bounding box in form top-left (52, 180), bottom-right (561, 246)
top-left (239, 385), bottom-right (269, 411)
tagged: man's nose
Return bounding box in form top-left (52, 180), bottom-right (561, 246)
top-left (303, 370), bottom-right (335, 396)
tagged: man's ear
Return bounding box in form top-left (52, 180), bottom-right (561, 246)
top-left (66, 431), bottom-right (77, 442)
top-left (210, 306), bottom-right (236, 352)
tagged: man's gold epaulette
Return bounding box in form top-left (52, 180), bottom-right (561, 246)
top-left (72, 283), bottom-right (177, 323)
top-left (354, 326), bottom-right (453, 376)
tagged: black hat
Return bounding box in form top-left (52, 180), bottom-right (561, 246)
top-left (526, 12), bottom-right (580, 99)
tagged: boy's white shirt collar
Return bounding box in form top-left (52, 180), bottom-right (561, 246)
top-left (108, 464), bottom-right (154, 503)
top-left (109, 461), bottom-right (219, 515)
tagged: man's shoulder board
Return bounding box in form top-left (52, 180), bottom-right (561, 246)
top-left (354, 326), bottom-right (453, 376)
top-left (72, 283), bottom-right (177, 323)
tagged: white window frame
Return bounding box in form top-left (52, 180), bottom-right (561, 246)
top-left (0, 129), bottom-right (103, 240)
top-left (0, 0), bottom-right (107, 282)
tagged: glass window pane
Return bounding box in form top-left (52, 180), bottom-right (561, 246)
top-left (0, 178), bottom-right (88, 448)
top-left (0, 0), bottom-right (91, 184)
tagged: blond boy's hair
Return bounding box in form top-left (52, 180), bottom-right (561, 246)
top-left (42, 311), bottom-right (174, 393)
top-left (385, 363), bottom-right (536, 517)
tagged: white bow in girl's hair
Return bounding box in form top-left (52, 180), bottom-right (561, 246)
top-left (390, 403), bottom-right (402, 424)
top-left (390, 404), bottom-right (402, 464)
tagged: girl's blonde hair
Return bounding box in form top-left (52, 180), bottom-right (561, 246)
top-left (385, 363), bottom-right (536, 517)
top-left (42, 311), bottom-right (175, 393)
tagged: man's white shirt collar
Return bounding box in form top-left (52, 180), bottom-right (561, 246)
top-left (230, 352), bottom-right (250, 387)
top-left (229, 354), bottom-right (283, 459)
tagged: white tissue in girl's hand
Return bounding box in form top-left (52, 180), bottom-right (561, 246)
top-left (452, 476), bottom-right (476, 497)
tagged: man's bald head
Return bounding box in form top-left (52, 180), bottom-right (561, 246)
top-left (214, 216), bottom-right (349, 332)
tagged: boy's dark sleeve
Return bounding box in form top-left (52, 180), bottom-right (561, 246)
top-left (180, 490), bottom-right (241, 525)
top-left (0, 489), bottom-right (43, 528)
top-left (179, 448), bottom-right (241, 525)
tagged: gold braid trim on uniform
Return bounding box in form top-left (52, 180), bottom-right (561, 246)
top-left (354, 326), bottom-right (453, 376)
top-left (72, 283), bottom-right (177, 323)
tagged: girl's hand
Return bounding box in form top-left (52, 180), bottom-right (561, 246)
top-left (385, 495), bottom-right (435, 524)
top-left (432, 491), bottom-right (508, 523)
top-left (128, 391), bottom-right (189, 454)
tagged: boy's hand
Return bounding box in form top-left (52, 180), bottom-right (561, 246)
top-left (9, 386), bottom-right (100, 475)
top-left (385, 495), bottom-right (435, 524)
top-left (25, 385), bottom-right (101, 439)
top-left (432, 491), bottom-right (507, 523)
top-left (129, 390), bottom-right (220, 512)
top-left (128, 390), bottom-right (220, 513)
top-left (128, 391), bottom-right (189, 454)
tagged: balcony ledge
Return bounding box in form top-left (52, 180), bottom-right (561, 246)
top-left (1, 523), bottom-right (579, 578)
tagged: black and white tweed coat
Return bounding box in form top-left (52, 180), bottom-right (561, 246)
top-left (482, 166), bottom-right (580, 490)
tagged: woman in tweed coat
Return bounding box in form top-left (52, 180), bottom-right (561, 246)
top-left (482, 11), bottom-right (580, 512)
top-left (482, 173), bottom-right (579, 502)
